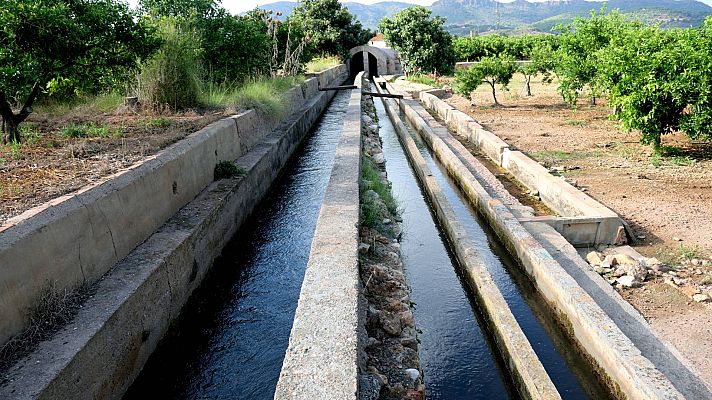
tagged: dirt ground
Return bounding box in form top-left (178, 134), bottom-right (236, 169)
top-left (395, 74), bottom-right (712, 386)
top-left (0, 104), bottom-right (225, 225)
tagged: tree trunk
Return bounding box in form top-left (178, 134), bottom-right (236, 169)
top-left (524, 75), bottom-right (532, 97)
top-left (488, 81), bottom-right (499, 106)
top-left (591, 95), bottom-right (597, 106)
top-left (0, 83), bottom-right (40, 144)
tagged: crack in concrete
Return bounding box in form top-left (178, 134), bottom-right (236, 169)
top-left (96, 205), bottom-right (119, 261)
top-left (77, 241), bottom-right (87, 283)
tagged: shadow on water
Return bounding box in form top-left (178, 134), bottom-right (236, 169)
top-left (123, 89), bottom-right (351, 400)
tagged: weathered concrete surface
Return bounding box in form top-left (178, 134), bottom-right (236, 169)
top-left (377, 80), bottom-right (560, 400)
top-left (0, 66), bottom-right (347, 349)
top-left (417, 89), bottom-right (627, 246)
top-left (525, 221), bottom-right (712, 400)
top-left (0, 66), bottom-right (349, 400)
top-left (392, 85), bottom-right (691, 400)
top-left (274, 89), bottom-right (362, 399)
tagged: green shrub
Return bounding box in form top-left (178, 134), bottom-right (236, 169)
top-left (138, 18), bottom-right (203, 109)
top-left (214, 160), bottom-right (246, 180)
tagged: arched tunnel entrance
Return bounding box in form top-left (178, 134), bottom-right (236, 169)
top-left (349, 51), bottom-right (379, 79)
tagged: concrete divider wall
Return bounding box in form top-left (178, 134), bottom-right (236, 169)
top-left (389, 87), bottom-right (687, 400)
top-left (417, 89), bottom-right (627, 245)
top-left (378, 81), bottom-right (561, 400)
top-left (0, 65), bottom-right (349, 400)
top-left (275, 88), bottom-right (362, 400)
top-left (0, 65), bottom-right (348, 349)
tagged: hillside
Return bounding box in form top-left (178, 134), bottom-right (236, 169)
top-left (254, 0), bottom-right (712, 34)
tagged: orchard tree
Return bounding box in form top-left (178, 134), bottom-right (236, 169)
top-left (519, 39), bottom-right (557, 96)
top-left (0, 0), bottom-right (159, 143)
top-left (554, 7), bottom-right (634, 106)
top-left (598, 22), bottom-right (712, 150)
top-left (455, 55), bottom-right (516, 105)
top-left (291, 0), bottom-right (372, 59)
top-left (379, 6), bottom-right (455, 75)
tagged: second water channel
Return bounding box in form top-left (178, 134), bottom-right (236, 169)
top-left (372, 92), bottom-right (613, 399)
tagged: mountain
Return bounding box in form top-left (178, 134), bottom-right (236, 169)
top-left (432, 0), bottom-right (712, 34)
top-left (254, 0), bottom-right (712, 34)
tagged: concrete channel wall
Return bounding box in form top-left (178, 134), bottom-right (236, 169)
top-left (386, 82), bottom-right (687, 400)
top-left (376, 83), bottom-right (561, 400)
top-left (418, 90), bottom-right (627, 247)
top-left (275, 88), bottom-right (362, 400)
top-left (0, 65), bottom-right (348, 400)
top-left (0, 68), bottom-right (345, 348)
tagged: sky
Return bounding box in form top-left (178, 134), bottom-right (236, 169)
top-left (126, 0), bottom-right (712, 15)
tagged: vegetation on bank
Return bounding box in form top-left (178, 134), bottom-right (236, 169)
top-left (0, 0), bottom-right (369, 144)
top-left (448, 7), bottom-right (712, 151)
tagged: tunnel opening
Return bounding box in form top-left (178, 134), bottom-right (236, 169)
top-left (367, 52), bottom-right (378, 78)
top-left (350, 52), bottom-right (364, 79)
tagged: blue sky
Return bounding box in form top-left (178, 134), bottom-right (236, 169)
top-left (126, 0), bottom-right (712, 15)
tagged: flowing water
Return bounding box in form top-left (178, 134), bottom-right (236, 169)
top-left (124, 89), bottom-right (351, 400)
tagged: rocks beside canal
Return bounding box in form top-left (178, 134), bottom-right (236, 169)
top-left (359, 90), bottom-right (424, 400)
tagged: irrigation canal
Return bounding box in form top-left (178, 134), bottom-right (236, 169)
top-left (373, 91), bottom-right (612, 399)
top-left (124, 81), bottom-right (612, 399)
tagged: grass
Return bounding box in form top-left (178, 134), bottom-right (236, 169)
top-left (0, 283), bottom-right (92, 371)
top-left (563, 119), bottom-right (588, 127)
top-left (60, 123), bottom-right (121, 139)
top-left (201, 76), bottom-right (304, 123)
top-left (306, 55), bottom-right (341, 73)
top-left (529, 149), bottom-right (593, 165)
top-left (36, 91), bottom-right (124, 116)
top-left (360, 155), bottom-right (400, 233)
top-left (362, 156), bottom-right (399, 216)
top-left (650, 145), bottom-right (696, 167)
top-left (143, 117), bottom-right (173, 128)
top-left (406, 74), bottom-right (438, 87)
top-left (214, 160), bottom-right (246, 180)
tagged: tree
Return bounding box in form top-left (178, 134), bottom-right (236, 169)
top-left (554, 7), bottom-right (634, 106)
top-left (455, 55), bottom-right (516, 105)
top-left (379, 6), bottom-right (455, 75)
top-left (518, 38), bottom-right (557, 96)
top-left (0, 0), bottom-right (159, 143)
top-left (290, 0), bottom-right (371, 59)
top-left (598, 21), bottom-right (712, 150)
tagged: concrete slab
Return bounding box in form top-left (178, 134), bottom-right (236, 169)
top-left (378, 81), bottom-right (561, 400)
top-left (525, 221), bottom-right (712, 400)
top-left (275, 89), bottom-right (361, 400)
top-left (0, 66), bottom-right (348, 400)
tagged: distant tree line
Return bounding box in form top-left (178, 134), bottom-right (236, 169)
top-left (451, 7), bottom-right (712, 150)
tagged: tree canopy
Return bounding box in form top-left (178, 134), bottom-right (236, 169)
top-left (379, 6), bottom-right (455, 75)
top-left (0, 0), bottom-right (160, 142)
top-left (291, 0), bottom-right (372, 59)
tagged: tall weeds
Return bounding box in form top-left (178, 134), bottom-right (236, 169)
top-left (137, 18), bottom-right (203, 110)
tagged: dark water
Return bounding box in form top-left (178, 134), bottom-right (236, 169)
top-left (124, 89), bottom-right (351, 400)
top-left (374, 97), bottom-right (517, 399)
top-left (374, 96), bottom-right (613, 400)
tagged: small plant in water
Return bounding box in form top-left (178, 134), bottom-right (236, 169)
top-left (214, 160), bottom-right (247, 180)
